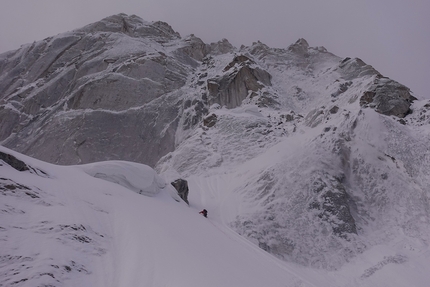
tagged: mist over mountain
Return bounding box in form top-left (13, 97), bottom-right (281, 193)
top-left (1, 13), bottom-right (429, 286)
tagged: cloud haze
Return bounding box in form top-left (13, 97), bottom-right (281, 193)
top-left (0, 0), bottom-right (429, 98)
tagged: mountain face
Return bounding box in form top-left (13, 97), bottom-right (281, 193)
top-left (1, 12), bottom-right (430, 275)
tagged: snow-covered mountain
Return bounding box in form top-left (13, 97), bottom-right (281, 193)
top-left (1, 13), bottom-right (430, 286)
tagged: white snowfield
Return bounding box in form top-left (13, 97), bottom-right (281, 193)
top-left (1, 146), bottom-right (429, 287)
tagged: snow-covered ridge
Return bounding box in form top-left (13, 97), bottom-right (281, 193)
top-left (0, 14), bottom-right (419, 166)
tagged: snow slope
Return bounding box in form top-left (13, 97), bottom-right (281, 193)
top-left (2, 144), bottom-right (429, 287)
top-left (183, 147), bottom-right (430, 287)
top-left (0, 146), bottom-right (324, 287)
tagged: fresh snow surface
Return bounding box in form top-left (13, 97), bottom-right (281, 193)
top-left (0, 146), bottom-right (319, 287)
top-left (2, 145), bottom-right (429, 287)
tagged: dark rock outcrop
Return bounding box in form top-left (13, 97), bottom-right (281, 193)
top-left (176, 34), bottom-right (207, 62)
top-left (329, 106), bottom-right (339, 114)
top-left (360, 77), bottom-right (417, 118)
top-left (206, 38), bottom-right (235, 55)
top-left (287, 38), bottom-right (310, 56)
top-left (338, 57), bottom-right (380, 80)
top-left (203, 113), bottom-right (217, 127)
top-left (0, 150), bottom-right (48, 177)
top-left (0, 151), bottom-right (29, 172)
top-left (337, 57), bottom-right (416, 118)
top-left (207, 55), bottom-right (272, 109)
top-left (331, 81), bottom-right (352, 98)
top-left (222, 55), bottom-right (254, 72)
top-left (171, 179), bottom-right (189, 204)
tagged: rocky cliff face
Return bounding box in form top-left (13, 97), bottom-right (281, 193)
top-left (206, 55), bottom-right (273, 108)
top-left (0, 14), bottom-right (199, 166)
top-left (0, 14), bottom-right (417, 167)
top-left (1, 13), bottom-right (429, 270)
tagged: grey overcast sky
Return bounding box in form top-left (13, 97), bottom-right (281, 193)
top-left (0, 0), bottom-right (429, 98)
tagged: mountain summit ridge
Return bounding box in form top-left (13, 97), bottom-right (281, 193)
top-left (0, 13), bottom-right (419, 167)
top-left (1, 13), bottom-right (429, 281)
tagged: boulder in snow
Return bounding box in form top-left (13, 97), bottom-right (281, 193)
top-left (170, 178), bottom-right (189, 204)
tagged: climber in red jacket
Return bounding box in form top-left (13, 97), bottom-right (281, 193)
top-left (199, 209), bottom-right (208, 218)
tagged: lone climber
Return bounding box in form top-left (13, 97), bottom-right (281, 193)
top-left (199, 209), bottom-right (208, 218)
